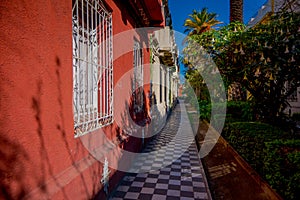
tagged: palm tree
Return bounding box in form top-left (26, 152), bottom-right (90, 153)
top-left (183, 9), bottom-right (221, 100)
top-left (230, 0), bottom-right (243, 22)
top-left (229, 0), bottom-right (244, 100)
top-left (184, 8), bottom-right (222, 36)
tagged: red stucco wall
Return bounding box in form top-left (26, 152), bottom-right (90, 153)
top-left (0, 0), bottom-right (160, 199)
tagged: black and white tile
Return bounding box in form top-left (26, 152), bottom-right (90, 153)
top-left (110, 101), bottom-right (210, 200)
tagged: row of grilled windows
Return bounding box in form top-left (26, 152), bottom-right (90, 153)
top-left (72, 0), bottom-right (143, 137)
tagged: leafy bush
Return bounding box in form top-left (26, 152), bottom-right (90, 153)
top-left (223, 122), bottom-right (300, 199)
top-left (292, 113), bottom-right (300, 121)
top-left (264, 140), bottom-right (300, 200)
top-left (226, 101), bottom-right (253, 121)
top-left (198, 101), bottom-right (226, 122)
top-left (199, 100), bottom-right (253, 127)
top-left (223, 122), bottom-right (286, 172)
top-left (198, 100), bottom-right (211, 120)
top-left (183, 84), bottom-right (199, 107)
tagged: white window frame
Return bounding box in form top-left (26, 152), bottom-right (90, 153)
top-left (72, 0), bottom-right (113, 137)
top-left (133, 41), bottom-right (144, 113)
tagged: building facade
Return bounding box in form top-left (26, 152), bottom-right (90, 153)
top-left (0, 0), bottom-right (178, 199)
top-left (150, 26), bottom-right (179, 134)
top-left (247, 0), bottom-right (300, 27)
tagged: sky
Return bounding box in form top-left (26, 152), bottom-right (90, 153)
top-left (168, 0), bottom-right (267, 76)
top-left (169, 0), bottom-right (267, 33)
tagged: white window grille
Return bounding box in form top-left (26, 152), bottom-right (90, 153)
top-left (72, 0), bottom-right (113, 137)
top-left (133, 41), bottom-right (144, 113)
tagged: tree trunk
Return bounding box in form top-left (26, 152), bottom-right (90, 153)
top-left (230, 0), bottom-right (243, 23)
top-left (228, 0), bottom-right (244, 100)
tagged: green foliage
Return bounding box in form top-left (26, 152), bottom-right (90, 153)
top-left (183, 11), bottom-right (300, 122)
top-left (184, 8), bottom-right (222, 36)
top-left (218, 12), bottom-right (300, 122)
top-left (198, 100), bottom-right (227, 122)
top-left (287, 152), bottom-right (300, 168)
top-left (205, 101), bottom-right (253, 129)
top-left (264, 140), bottom-right (300, 200)
top-left (226, 101), bottom-right (253, 121)
top-left (292, 113), bottom-right (300, 121)
top-left (184, 11), bottom-right (300, 198)
top-left (211, 113), bottom-right (226, 129)
top-left (198, 100), bottom-right (211, 120)
top-left (223, 122), bottom-right (300, 199)
top-left (182, 82), bottom-right (198, 108)
top-left (184, 69), bottom-right (210, 101)
top-left (223, 122), bottom-right (285, 171)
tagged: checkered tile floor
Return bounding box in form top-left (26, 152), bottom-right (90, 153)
top-left (110, 101), bottom-right (210, 200)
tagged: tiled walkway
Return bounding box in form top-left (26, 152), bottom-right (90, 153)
top-left (110, 100), bottom-right (211, 200)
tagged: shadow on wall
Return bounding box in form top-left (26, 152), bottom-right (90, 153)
top-left (0, 52), bottom-right (30, 199)
top-left (26, 57), bottom-right (97, 199)
top-left (93, 73), bottom-right (169, 199)
top-left (0, 56), bottom-right (165, 199)
top-left (0, 56), bottom-right (101, 200)
top-left (111, 0), bottom-right (151, 50)
top-left (0, 135), bottom-right (29, 199)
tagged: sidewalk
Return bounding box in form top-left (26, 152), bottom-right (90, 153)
top-left (109, 100), bottom-right (211, 200)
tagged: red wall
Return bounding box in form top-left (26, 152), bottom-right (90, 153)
top-left (0, 0), bottom-right (158, 199)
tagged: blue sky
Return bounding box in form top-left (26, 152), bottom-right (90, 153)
top-left (169, 0), bottom-right (267, 33)
top-left (168, 0), bottom-right (267, 76)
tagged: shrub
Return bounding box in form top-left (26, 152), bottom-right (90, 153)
top-left (198, 100), bottom-right (211, 120)
top-left (223, 122), bottom-right (285, 172)
top-left (264, 140), bottom-right (300, 200)
top-left (292, 113), bottom-right (300, 121)
top-left (226, 101), bottom-right (253, 121)
top-left (223, 122), bottom-right (299, 199)
top-left (198, 100), bottom-right (227, 122)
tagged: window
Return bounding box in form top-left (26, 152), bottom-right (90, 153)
top-left (132, 41), bottom-right (144, 113)
top-left (72, 0), bottom-right (113, 137)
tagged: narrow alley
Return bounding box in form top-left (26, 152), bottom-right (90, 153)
top-left (109, 100), bottom-right (211, 200)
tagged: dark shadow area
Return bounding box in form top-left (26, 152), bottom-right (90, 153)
top-left (31, 79), bottom-right (69, 199)
top-left (0, 135), bottom-right (29, 200)
top-left (112, 0), bottom-right (141, 28)
top-left (21, 57), bottom-right (93, 199)
top-left (1, 56), bottom-right (103, 199)
top-left (112, 0), bottom-right (153, 51)
top-left (93, 66), bottom-right (178, 199)
top-left (54, 56), bottom-right (91, 199)
top-left (106, 100), bottom-right (181, 200)
top-left (0, 49), bottom-right (31, 199)
top-left (93, 73), bottom-right (151, 199)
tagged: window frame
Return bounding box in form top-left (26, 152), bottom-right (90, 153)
top-left (132, 40), bottom-right (144, 113)
top-left (72, 0), bottom-right (113, 137)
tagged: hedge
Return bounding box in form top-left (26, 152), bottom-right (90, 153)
top-left (199, 100), bottom-right (253, 122)
top-left (223, 122), bottom-right (299, 200)
top-left (264, 140), bottom-right (300, 200)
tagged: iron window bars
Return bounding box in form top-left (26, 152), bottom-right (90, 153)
top-left (72, 0), bottom-right (113, 137)
top-left (133, 41), bottom-right (144, 113)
